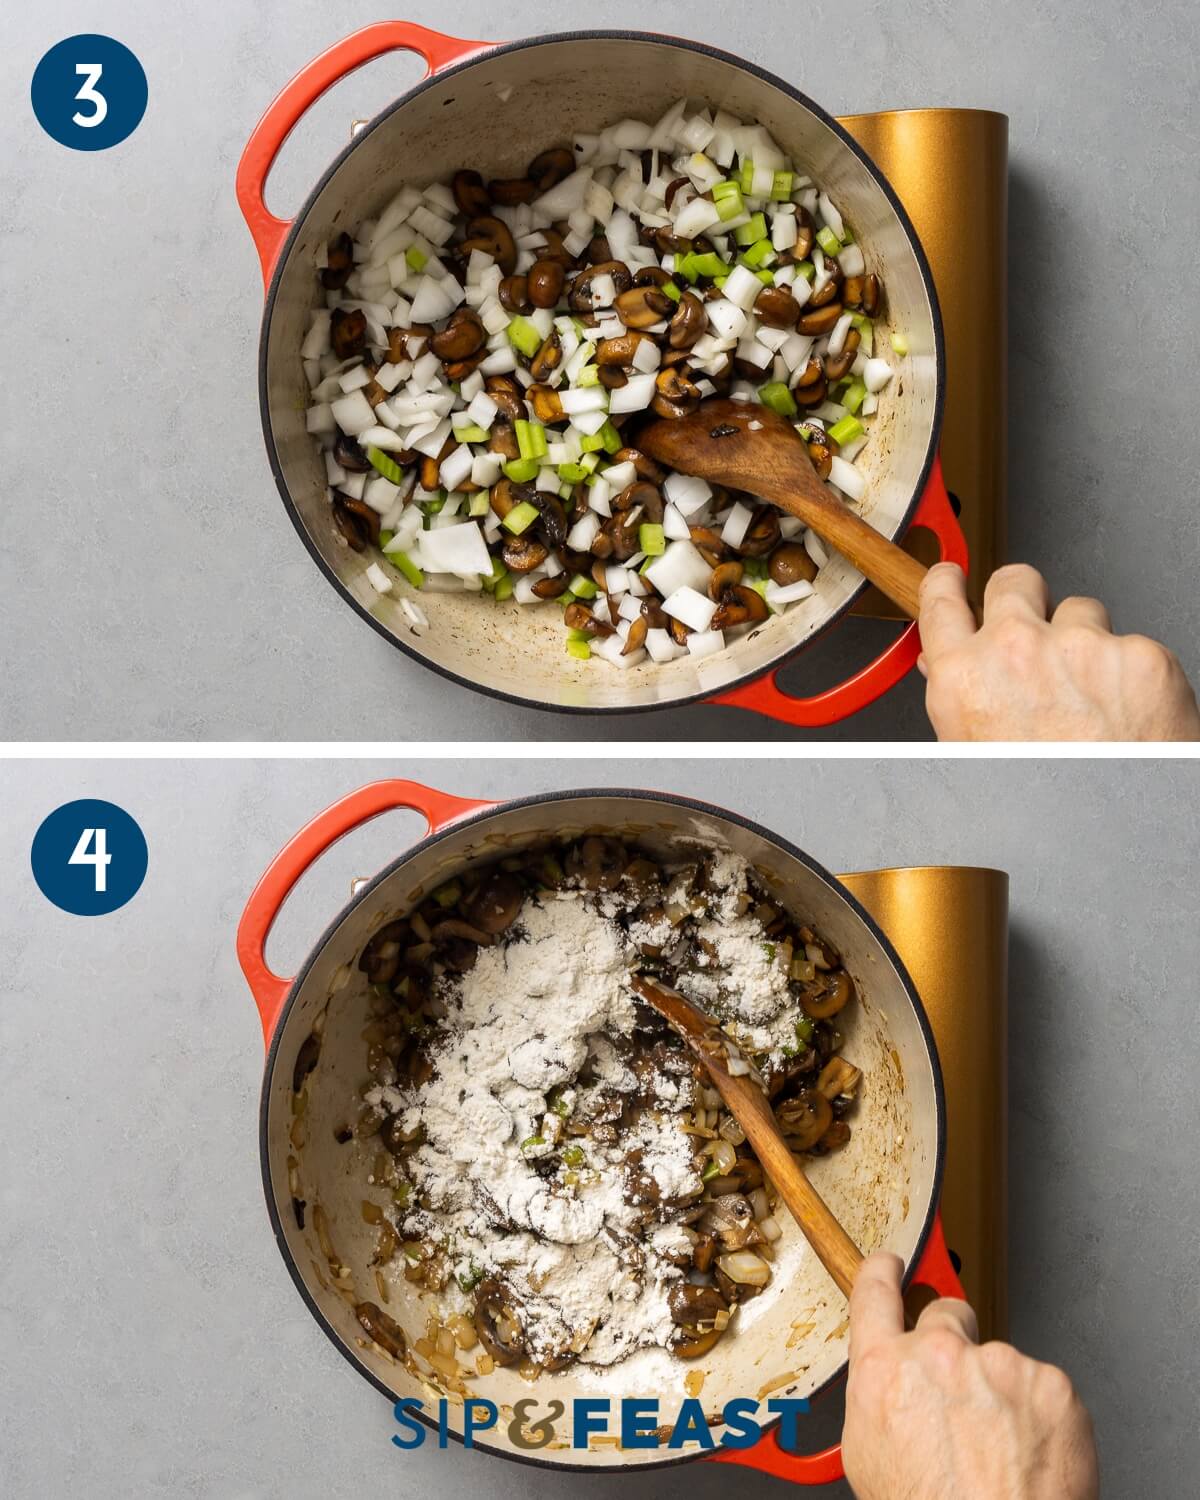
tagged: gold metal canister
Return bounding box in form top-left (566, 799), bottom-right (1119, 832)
top-left (839, 865), bottom-right (1009, 1340)
top-left (838, 109), bottom-right (1009, 613)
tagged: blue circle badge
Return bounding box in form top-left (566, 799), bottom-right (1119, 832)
top-left (31, 800), bottom-right (148, 916)
top-left (31, 35), bottom-right (148, 151)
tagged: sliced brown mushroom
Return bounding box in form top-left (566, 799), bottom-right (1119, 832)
top-left (769, 542), bottom-right (818, 587)
top-left (711, 584), bottom-right (769, 630)
top-left (463, 870), bottom-right (524, 934)
top-left (652, 364), bottom-right (701, 419)
top-left (321, 231), bottom-right (354, 290)
top-left (332, 493), bottom-right (380, 552)
top-left (484, 375), bottom-right (525, 423)
top-left (775, 1089), bottom-right (833, 1151)
top-left (355, 1302), bottom-right (407, 1359)
top-left (358, 918), bottom-right (408, 984)
top-left (596, 332), bottom-right (652, 367)
top-left (699, 1193), bottom-right (759, 1251)
top-left (430, 308), bottom-right (485, 362)
top-left (615, 284), bottom-right (673, 329)
top-left (528, 258), bottom-right (565, 309)
top-left (529, 331), bottom-right (563, 382)
top-left (668, 1281), bottom-right (728, 1328)
top-left (330, 307), bottom-right (368, 359)
top-left (474, 1278), bottom-right (526, 1366)
top-left (569, 260), bottom-right (632, 313)
top-left (668, 291), bottom-right (707, 349)
top-left (487, 176), bottom-right (536, 206)
top-left (802, 969), bottom-right (855, 1020)
top-left (529, 147), bottom-right (575, 192)
top-left (671, 1327), bottom-right (724, 1359)
top-left (798, 301), bottom-right (843, 336)
top-left (451, 169), bottom-right (491, 217)
top-left (754, 286), bottom-right (801, 329)
top-left (461, 215), bottom-right (517, 276)
top-left (737, 505), bottom-right (782, 558)
top-left (501, 535), bottom-right (549, 573)
top-left (498, 274), bottom-right (532, 314)
top-left (613, 446), bottom-right (666, 485)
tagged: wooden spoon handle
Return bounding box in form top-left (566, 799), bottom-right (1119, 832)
top-left (762, 478), bottom-right (929, 619)
top-left (749, 1129), bottom-right (865, 1300)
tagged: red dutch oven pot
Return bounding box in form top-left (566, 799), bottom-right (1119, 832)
top-left (238, 779), bottom-right (966, 1483)
top-left (237, 25), bottom-right (967, 728)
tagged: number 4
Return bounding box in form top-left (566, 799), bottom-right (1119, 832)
top-left (73, 63), bottom-right (108, 128)
top-left (69, 827), bottom-right (112, 892)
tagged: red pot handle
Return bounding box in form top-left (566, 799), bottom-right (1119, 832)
top-left (236, 22), bottom-right (493, 289)
top-left (708, 455), bottom-right (968, 727)
top-left (236, 779), bottom-right (495, 1045)
top-left (709, 1211), bottom-right (965, 1485)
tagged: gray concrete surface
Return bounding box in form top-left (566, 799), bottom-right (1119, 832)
top-left (3, 1), bottom-right (1199, 740)
top-left (1, 757), bottom-right (1196, 1495)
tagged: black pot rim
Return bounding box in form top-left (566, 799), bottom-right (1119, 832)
top-left (257, 29), bottom-right (946, 718)
top-left (257, 786), bottom-right (948, 1473)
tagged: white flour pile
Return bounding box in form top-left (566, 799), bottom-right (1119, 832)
top-left (365, 846), bottom-right (807, 1367)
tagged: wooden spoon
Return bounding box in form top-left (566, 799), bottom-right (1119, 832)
top-left (632, 971), bottom-right (864, 1301)
top-left (640, 397), bottom-right (928, 619)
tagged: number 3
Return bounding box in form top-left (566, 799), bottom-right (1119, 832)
top-left (73, 62), bottom-right (108, 128)
top-left (69, 827), bottom-right (112, 892)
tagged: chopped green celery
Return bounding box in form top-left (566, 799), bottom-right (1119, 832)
top-left (540, 853), bottom-right (565, 886)
top-left (558, 461), bottom-right (589, 483)
top-left (795, 1015), bottom-right (816, 1045)
top-left (738, 240), bottom-right (775, 270)
top-left (566, 638), bottom-right (591, 660)
top-left (432, 879), bottom-right (461, 908)
top-left (738, 159), bottom-right (755, 194)
top-left (891, 332), bottom-right (909, 356)
top-left (753, 270), bottom-right (774, 285)
top-left (515, 419), bottom-right (547, 460)
top-left (421, 496), bottom-right (445, 515)
top-left (493, 573), bottom-right (515, 602)
top-left (759, 381), bottom-right (798, 418)
top-left (456, 1264), bottom-right (484, 1295)
top-left (734, 212), bottom-right (768, 247)
top-left (828, 414), bottom-right (864, 446)
top-left (661, 279), bottom-right (682, 302)
top-left (763, 942), bottom-right (776, 961)
top-left (576, 363), bottom-right (601, 388)
top-left (452, 422), bottom-right (489, 443)
top-left (843, 380), bottom-right (868, 415)
top-left (691, 250), bottom-right (729, 279)
top-left (742, 556), bottom-right (768, 581)
top-left (639, 554), bottom-right (657, 576)
top-left (503, 457), bottom-right (540, 484)
top-left (748, 577), bottom-right (772, 606)
top-left (674, 250), bottom-right (700, 284)
top-left (568, 573), bottom-right (598, 599)
top-left (520, 1134), bottom-right (545, 1153)
top-left (795, 259), bottom-right (815, 281)
top-left (580, 430), bottom-right (605, 453)
top-left (561, 1144), bottom-right (585, 1168)
top-left (389, 551), bottom-right (424, 588)
top-left (558, 589), bottom-right (576, 605)
top-left (598, 419), bottom-right (622, 454)
top-left (580, 451), bottom-right (600, 473)
top-left (366, 446), bottom-right (404, 484)
top-left (548, 1089), bottom-right (573, 1118)
top-left (566, 627), bottom-right (593, 642)
top-left (712, 179), bottom-right (745, 220)
top-left (816, 225), bottom-right (842, 256)
top-left (638, 522), bottom-right (666, 556)
top-left (405, 245), bottom-right (426, 272)
top-left (468, 491), bottom-right (490, 517)
top-left (849, 311), bottom-right (869, 331)
top-left (481, 557), bottom-right (507, 592)
top-left (714, 275), bottom-right (728, 290)
top-left (701, 1159), bottom-right (721, 1182)
top-left (503, 499), bottom-right (540, 533)
top-left (770, 169), bottom-right (793, 200)
top-left (506, 316), bottom-right (542, 358)
top-left (379, 528), bottom-right (395, 548)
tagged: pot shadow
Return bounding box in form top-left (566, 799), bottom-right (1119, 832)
top-left (1006, 161), bottom-right (1055, 578)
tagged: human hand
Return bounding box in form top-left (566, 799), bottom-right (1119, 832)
top-left (917, 562), bottom-right (1200, 740)
top-left (841, 1252), bottom-right (1099, 1500)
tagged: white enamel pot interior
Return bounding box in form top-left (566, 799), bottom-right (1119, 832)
top-left (260, 790), bottom-right (945, 1470)
top-left (260, 31), bottom-right (944, 714)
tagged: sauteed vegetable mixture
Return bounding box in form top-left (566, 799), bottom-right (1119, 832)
top-left (336, 837), bottom-right (862, 1382)
top-left (302, 100), bottom-right (902, 665)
